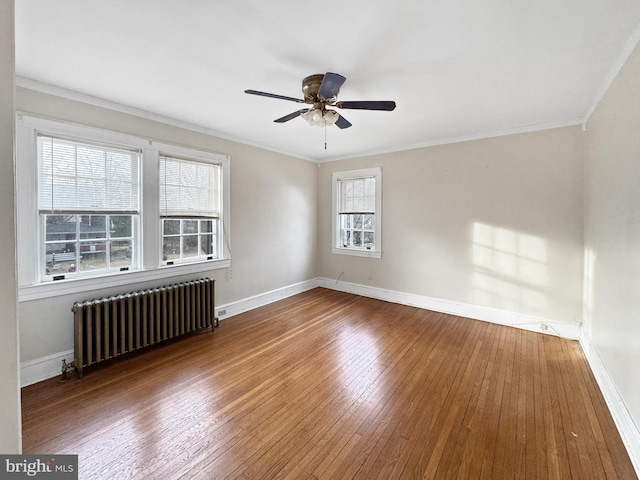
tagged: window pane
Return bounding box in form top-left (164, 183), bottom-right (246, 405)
top-left (79, 242), bottom-right (107, 271)
top-left (163, 219), bottom-right (180, 235)
top-left (163, 237), bottom-right (180, 261)
top-left (183, 235), bottom-right (199, 258)
top-left (200, 220), bottom-right (213, 233)
top-left (342, 230), bottom-right (351, 247)
top-left (110, 239), bottom-right (132, 268)
top-left (46, 243), bottom-right (77, 274)
top-left (364, 232), bottom-right (374, 248)
top-left (353, 231), bottom-right (362, 247)
top-left (201, 234), bottom-right (214, 255)
top-left (110, 216), bottom-right (132, 238)
top-left (46, 215), bottom-right (76, 242)
top-left (183, 220), bottom-right (198, 234)
top-left (80, 215), bottom-right (107, 239)
top-left (353, 215), bottom-right (363, 230)
top-left (364, 215), bottom-right (374, 231)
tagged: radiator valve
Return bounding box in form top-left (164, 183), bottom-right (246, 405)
top-left (60, 359), bottom-right (76, 382)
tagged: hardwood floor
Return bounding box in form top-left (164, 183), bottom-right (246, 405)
top-left (22, 288), bottom-right (636, 479)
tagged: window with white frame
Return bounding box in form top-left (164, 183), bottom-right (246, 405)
top-left (160, 155), bottom-right (221, 265)
top-left (38, 134), bottom-right (140, 279)
top-left (332, 167), bottom-right (382, 258)
top-left (16, 115), bottom-right (231, 293)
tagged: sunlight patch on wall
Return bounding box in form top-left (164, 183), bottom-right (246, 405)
top-left (472, 222), bottom-right (550, 315)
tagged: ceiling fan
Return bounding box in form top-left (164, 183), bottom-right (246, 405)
top-left (245, 72), bottom-right (396, 129)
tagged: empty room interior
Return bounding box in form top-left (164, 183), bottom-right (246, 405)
top-left (2, 1), bottom-right (640, 478)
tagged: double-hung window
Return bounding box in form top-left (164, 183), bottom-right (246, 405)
top-left (332, 167), bottom-right (382, 258)
top-left (160, 155), bottom-right (221, 265)
top-left (38, 134), bottom-right (140, 280)
top-left (17, 115), bottom-right (231, 295)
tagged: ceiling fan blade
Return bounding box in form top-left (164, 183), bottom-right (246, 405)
top-left (245, 89), bottom-right (304, 103)
top-left (336, 100), bottom-right (396, 111)
top-left (274, 109), bottom-right (309, 123)
top-left (335, 115), bottom-right (352, 129)
top-left (318, 72), bottom-right (346, 100)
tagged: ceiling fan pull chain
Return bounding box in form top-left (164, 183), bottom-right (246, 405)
top-left (325, 125), bottom-right (328, 150)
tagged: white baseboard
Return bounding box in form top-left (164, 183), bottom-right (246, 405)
top-left (208, 279), bottom-right (319, 321)
top-left (21, 349), bottom-right (73, 387)
top-left (317, 277), bottom-right (581, 339)
top-left (580, 329), bottom-right (640, 476)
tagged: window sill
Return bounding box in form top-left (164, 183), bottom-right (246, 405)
top-left (332, 247), bottom-right (382, 259)
top-left (18, 258), bottom-right (231, 302)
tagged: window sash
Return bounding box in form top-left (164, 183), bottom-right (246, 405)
top-left (38, 134), bottom-right (140, 213)
top-left (43, 214), bottom-right (137, 277)
top-left (338, 176), bottom-right (375, 214)
top-left (160, 155), bottom-right (220, 218)
top-left (162, 218), bottom-right (219, 264)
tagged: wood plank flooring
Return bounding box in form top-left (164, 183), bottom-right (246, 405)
top-left (21, 288), bottom-right (637, 479)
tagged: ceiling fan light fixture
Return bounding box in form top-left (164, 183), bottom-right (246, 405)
top-left (324, 109), bottom-right (339, 126)
top-left (301, 108), bottom-right (338, 127)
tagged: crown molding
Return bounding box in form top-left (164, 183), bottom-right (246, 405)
top-left (15, 76), bottom-right (317, 163)
top-left (582, 19), bottom-right (640, 128)
top-left (318, 119), bottom-right (584, 163)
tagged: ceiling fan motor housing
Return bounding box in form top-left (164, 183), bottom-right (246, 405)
top-left (302, 74), bottom-right (336, 103)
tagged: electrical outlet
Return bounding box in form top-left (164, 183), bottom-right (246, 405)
top-left (540, 323), bottom-right (549, 332)
top-left (218, 309), bottom-right (226, 316)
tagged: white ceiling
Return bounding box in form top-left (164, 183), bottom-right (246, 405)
top-left (14, 0), bottom-right (640, 162)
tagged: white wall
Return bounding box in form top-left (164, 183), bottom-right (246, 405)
top-left (0, 0), bottom-right (21, 453)
top-left (584, 39), bottom-right (640, 436)
top-left (318, 127), bottom-right (585, 327)
top-left (16, 88), bottom-right (318, 369)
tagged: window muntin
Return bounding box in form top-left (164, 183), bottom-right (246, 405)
top-left (162, 218), bottom-right (218, 264)
top-left (160, 155), bottom-right (222, 265)
top-left (45, 214), bottom-right (135, 276)
top-left (340, 213), bottom-right (375, 249)
top-left (38, 134), bottom-right (140, 280)
top-left (332, 167), bottom-right (382, 258)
